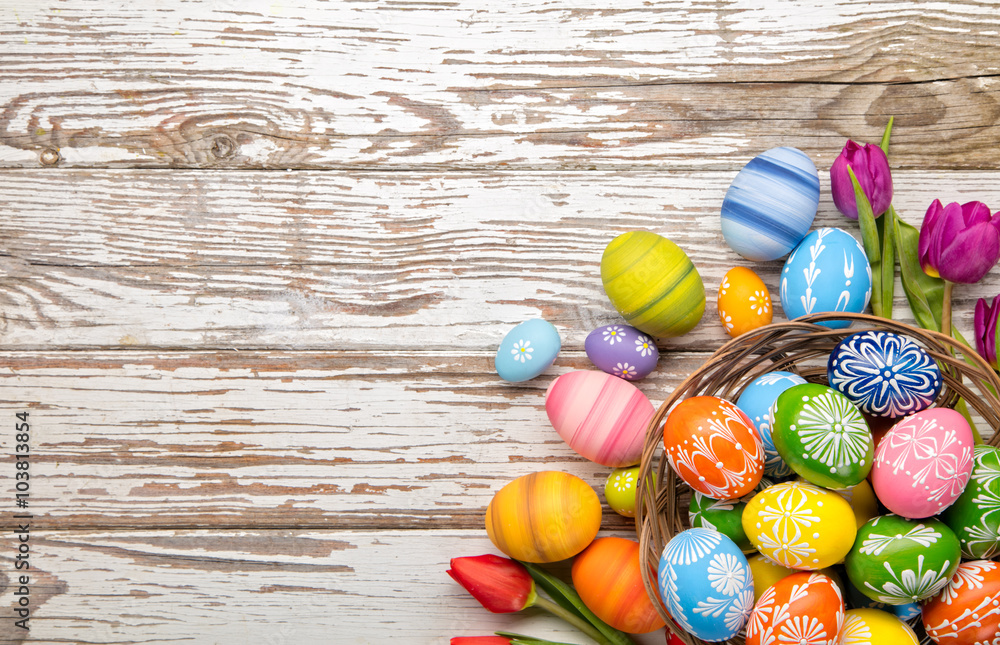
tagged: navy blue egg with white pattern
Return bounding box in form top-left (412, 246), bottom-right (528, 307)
top-left (658, 527), bottom-right (754, 642)
top-left (736, 371), bottom-right (806, 478)
top-left (828, 330), bottom-right (941, 417)
top-left (780, 227), bottom-right (872, 330)
top-left (720, 147), bottom-right (820, 262)
top-left (584, 324), bottom-right (658, 380)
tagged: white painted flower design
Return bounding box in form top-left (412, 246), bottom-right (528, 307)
top-left (664, 528), bottom-right (723, 566)
top-left (864, 553), bottom-right (954, 603)
top-left (720, 310), bottom-right (734, 332)
top-left (796, 391), bottom-right (871, 470)
top-left (719, 276), bottom-right (730, 296)
top-left (510, 339), bottom-right (533, 363)
top-left (776, 615), bottom-right (827, 644)
top-left (613, 362), bottom-right (636, 379)
top-left (603, 325), bottom-right (625, 344)
top-left (749, 290), bottom-right (770, 316)
top-left (707, 552), bottom-right (748, 596)
top-left (634, 335), bottom-right (654, 357)
top-left (611, 470), bottom-right (634, 493)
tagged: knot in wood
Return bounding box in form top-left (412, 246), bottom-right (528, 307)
top-left (39, 148), bottom-right (60, 166)
top-left (211, 136), bottom-right (236, 160)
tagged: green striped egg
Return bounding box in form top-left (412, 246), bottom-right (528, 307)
top-left (600, 231), bottom-right (705, 338)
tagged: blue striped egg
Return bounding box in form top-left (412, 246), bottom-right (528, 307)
top-left (735, 371), bottom-right (806, 479)
top-left (658, 528), bottom-right (754, 641)
top-left (721, 147), bottom-right (820, 261)
top-left (780, 227), bottom-right (872, 329)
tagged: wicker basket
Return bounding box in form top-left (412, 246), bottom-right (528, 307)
top-left (635, 312), bottom-right (1000, 645)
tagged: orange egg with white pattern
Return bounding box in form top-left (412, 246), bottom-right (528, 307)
top-left (718, 267), bottom-right (773, 338)
top-left (921, 560), bottom-right (1000, 645)
top-left (745, 572), bottom-right (845, 645)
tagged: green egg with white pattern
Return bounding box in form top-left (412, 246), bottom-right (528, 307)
top-left (941, 445), bottom-right (1000, 559)
top-left (689, 478), bottom-right (771, 552)
top-left (770, 383), bottom-right (873, 489)
top-left (845, 514), bottom-right (960, 605)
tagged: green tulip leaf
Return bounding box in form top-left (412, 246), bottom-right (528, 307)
top-left (878, 208), bottom-right (896, 319)
top-left (880, 116), bottom-right (894, 155)
top-left (894, 208), bottom-right (943, 331)
top-left (495, 632), bottom-right (579, 645)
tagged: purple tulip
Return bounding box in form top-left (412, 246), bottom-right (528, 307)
top-left (974, 295), bottom-right (1000, 369)
top-left (918, 200), bottom-right (1000, 284)
top-left (830, 140), bottom-right (893, 218)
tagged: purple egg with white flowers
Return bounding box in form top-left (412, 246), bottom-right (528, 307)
top-left (585, 324), bottom-right (659, 380)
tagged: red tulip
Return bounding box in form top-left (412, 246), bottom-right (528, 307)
top-left (448, 554), bottom-right (536, 613)
top-left (975, 294), bottom-right (1000, 369)
top-left (450, 638), bottom-right (512, 645)
top-left (830, 140), bottom-right (893, 218)
top-left (918, 200), bottom-right (1000, 284)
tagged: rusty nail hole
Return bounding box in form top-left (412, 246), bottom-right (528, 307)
top-left (211, 136), bottom-right (236, 159)
top-left (40, 148), bottom-right (60, 166)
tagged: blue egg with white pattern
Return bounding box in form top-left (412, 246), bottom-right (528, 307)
top-left (657, 527), bottom-right (754, 642)
top-left (780, 227), bottom-right (872, 330)
top-left (736, 371), bottom-right (806, 478)
top-left (584, 324), bottom-right (658, 380)
top-left (495, 319), bottom-right (561, 382)
top-left (828, 330), bottom-right (941, 417)
top-left (720, 147), bottom-right (820, 262)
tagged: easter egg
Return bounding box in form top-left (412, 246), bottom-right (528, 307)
top-left (745, 572), bottom-right (845, 645)
top-left (843, 577), bottom-right (921, 621)
top-left (736, 371), bottom-right (807, 479)
top-left (834, 479), bottom-right (879, 529)
top-left (780, 227), bottom-right (872, 329)
top-left (717, 267), bottom-right (773, 337)
top-left (828, 331), bottom-right (942, 418)
top-left (845, 514), bottom-right (960, 605)
top-left (657, 528), bottom-right (754, 642)
top-left (770, 383), bottom-right (874, 489)
top-left (720, 147), bottom-right (819, 262)
top-left (742, 480), bottom-right (857, 569)
top-left (942, 445), bottom-right (1000, 559)
top-left (546, 370), bottom-right (654, 467)
top-left (485, 471), bottom-right (601, 563)
top-left (689, 490), bottom-right (754, 552)
top-left (840, 608), bottom-right (919, 645)
top-left (747, 554), bottom-right (797, 602)
top-left (584, 324), bottom-right (659, 380)
top-left (663, 395), bottom-right (764, 499)
top-left (921, 560), bottom-right (1000, 645)
top-left (605, 466), bottom-right (641, 518)
top-left (495, 318), bottom-right (561, 382)
top-left (600, 231), bottom-right (705, 338)
top-left (872, 408), bottom-right (974, 518)
top-left (572, 537), bottom-right (667, 634)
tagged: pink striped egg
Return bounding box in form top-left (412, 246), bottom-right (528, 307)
top-left (545, 370), bottom-right (655, 467)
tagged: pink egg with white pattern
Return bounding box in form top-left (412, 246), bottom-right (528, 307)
top-left (545, 370), bottom-right (655, 467)
top-left (872, 408), bottom-right (974, 519)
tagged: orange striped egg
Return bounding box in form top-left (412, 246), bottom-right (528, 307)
top-left (571, 537), bottom-right (666, 634)
top-left (486, 471), bottom-right (601, 563)
top-left (663, 395), bottom-right (763, 499)
top-left (546, 370), bottom-right (655, 467)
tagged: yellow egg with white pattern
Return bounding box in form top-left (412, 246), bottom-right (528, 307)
top-left (742, 480), bottom-right (857, 570)
top-left (717, 267), bottom-right (772, 338)
top-left (841, 608), bottom-right (919, 644)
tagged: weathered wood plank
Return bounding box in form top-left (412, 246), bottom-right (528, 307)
top-left (0, 528), bottom-right (664, 644)
top-left (3, 169), bottom-right (1000, 351)
top-left (1, 1), bottom-right (998, 169)
top-left (0, 350), bottom-right (697, 530)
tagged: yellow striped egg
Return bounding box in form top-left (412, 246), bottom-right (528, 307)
top-left (486, 471), bottom-right (601, 563)
top-left (600, 231), bottom-right (705, 338)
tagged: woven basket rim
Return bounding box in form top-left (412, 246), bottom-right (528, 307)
top-left (635, 312), bottom-right (1000, 645)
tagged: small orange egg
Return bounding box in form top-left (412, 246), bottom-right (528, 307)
top-left (717, 267), bottom-right (772, 337)
top-left (571, 537), bottom-right (666, 634)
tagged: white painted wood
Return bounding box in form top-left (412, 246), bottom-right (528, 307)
top-left (4, 169), bottom-right (1000, 351)
top-left (0, 1), bottom-right (997, 168)
top-left (0, 528), bottom-right (663, 644)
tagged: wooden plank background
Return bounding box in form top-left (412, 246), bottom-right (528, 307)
top-left (1, 1), bottom-right (999, 643)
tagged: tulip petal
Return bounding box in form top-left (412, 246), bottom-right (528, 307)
top-left (830, 153), bottom-right (858, 219)
top-left (962, 201), bottom-right (993, 227)
top-left (937, 221), bottom-right (1000, 283)
top-left (975, 297), bottom-right (989, 359)
top-left (919, 200), bottom-right (945, 276)
top-left (448, 554), bottom-right (535, 613)
top-left (988, 295), bottom-right (1000, 367)
top-left (867, 146), bottom-right (893, 215)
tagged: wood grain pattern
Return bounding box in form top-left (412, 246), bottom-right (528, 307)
top-left (1, 1), bottom-right (998, 169)
top-left (3, 169), bottom-right (1000, 351)
top-left (0, 529), bottom-right (663, 644)
top-left (0, 349), bottom-right (702, 530)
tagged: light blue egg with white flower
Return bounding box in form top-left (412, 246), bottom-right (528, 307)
top-left (495, 319), bottom-right (561, 382)
top-left (658, 527), bottom-right (754, 642)
top-left (780, 227), bottom-right (872, 329)
top-left (736, 371), bottom-right (806, 479)
top-left (720, 147), bottom-right (820, 262)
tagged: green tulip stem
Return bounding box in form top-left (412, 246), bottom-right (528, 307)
top-left (532, 595), bottom-right (613, 645)
top-left (942, 280), bottom-right (954, 338)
